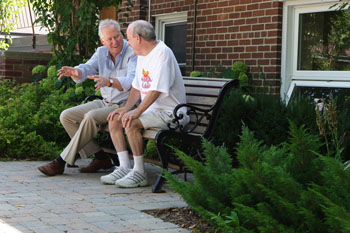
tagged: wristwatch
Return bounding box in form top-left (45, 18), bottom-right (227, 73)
top-left (108, 78), bottom-right (114, 87)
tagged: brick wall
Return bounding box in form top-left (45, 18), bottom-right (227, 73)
top-left (118, 0), bottom-right (283, 93)
top-left (0, 51), bottom-right (52, 84)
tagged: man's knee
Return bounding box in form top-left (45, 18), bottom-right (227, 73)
top-left (125, 120), bottom-right (142, 136)
top-left (60, 108), bottom-right (73, 124)
top-left (108, 118), bottom-right (123, 133)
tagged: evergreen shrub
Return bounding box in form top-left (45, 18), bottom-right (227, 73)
top-left (213, 90), bottom-right (324, 156)
top-left (164, 123), bottom-right (350, 232)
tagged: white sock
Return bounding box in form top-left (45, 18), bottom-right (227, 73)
top-left (117, 151), bottom-right (131, 169)
top-left (133, 155), bottom-right (145, 173)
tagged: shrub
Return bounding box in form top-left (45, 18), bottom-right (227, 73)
top-left (164, 123), bottom-right (350, 232)
top-left (0, 68), bottom-right (97, 160)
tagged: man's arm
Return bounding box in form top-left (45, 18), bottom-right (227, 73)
top-left (58, 66), bottom-right (82, 81)
top-left (115, 53), bottom-right (137, 91)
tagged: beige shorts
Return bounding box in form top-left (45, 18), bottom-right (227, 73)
top-left (139, 110), bottom-right (176, 130)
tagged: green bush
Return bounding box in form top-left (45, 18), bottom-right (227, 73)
top-left (164, 123), bottom-right (350, 232)
top-left (0, 69), bottom-right (97, 160)
top-left (212, 89), bottom-right (326, 158)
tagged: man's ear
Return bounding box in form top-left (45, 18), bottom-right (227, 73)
top-left (100, 38), bottom-right (104, 46)
top-left (137, 35), bottom-right (141, 43)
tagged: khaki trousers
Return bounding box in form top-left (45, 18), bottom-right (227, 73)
top-left (59, 99), bottom-right (121, 165)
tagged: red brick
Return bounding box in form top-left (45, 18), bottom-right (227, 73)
top-left (240, 25), bottom-right (252, 32)
top-left (246, 18), bottom-right (258, 24)
top-left (235, 5), bottom-right (246, 12)
top-left (265, 38), bottom-right (279, 44)
top-left (234, 47), bottom-right (244, 52)
top-left (258, 45), bottom-right (270, 51)
top-left (259, 16), bottom-right (271, 24)
top-left (246, 46), bottom-right (257, 52)
top-left (222, 47), bottom-right (233, 53)
top-left (228, 40), bottom-right (238, 46)
top-left (217, 28), bottom-right (227, 33)
top-left (228, 53), bottom-right (239, 59)
top-left (13, 65), bottom-right (27, 71)
top-left (258, 59), bottom-right (270, 65)
top-left (252, 10), bottom-right (265, 17)
top-left (264, 66), bottom-right (279, 72)
top-left (234, 19), bottom-right (245, 25)
top-left (252, 53), bottom-right (264, 58)
top-left (265, 23), bottom-right (279, 30)
top-left (4, 71), bottom-right (22, 76)
top-left (206, 54), bottom-right (216, 59)
top-left (4, 59), bottom-right (22, 65)
top-left (211, 47), bottom-right (222, 53)
top-left (218, 1), bottom-right (229, 7)
top-left (266, 9), bottom-right (280, 16)
top-left (239, 39), bottom-right (251, 45)
top-left (212, 21), bottom-right (223, 27)
top-left (264, 52), bottom-right (279, 59)
top-left (252, 24), bottom-right (264, 31)
top-left (218, 14), bottom-right (229, 20)
top-left (217, 54), bottom-right (228, 59)
top-left (241, 11), bottom-right (252, 18)
top-left (260, 2), bottom-right (272, 9)
top-left (0, 64), bottom-right (13, 70)
top-left (252, 39), bottom-right (264, 45)
top-left (247, 3), bottom-right (259, 11)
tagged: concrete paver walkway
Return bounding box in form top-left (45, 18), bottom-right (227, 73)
top-left (0, 160), bottom-right (190, 233)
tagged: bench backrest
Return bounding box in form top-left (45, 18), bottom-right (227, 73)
top-left (182, 76), bottom-right (239, 138)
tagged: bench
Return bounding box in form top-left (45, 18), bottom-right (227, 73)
top-left (85, 76), bottom-right (239, 192)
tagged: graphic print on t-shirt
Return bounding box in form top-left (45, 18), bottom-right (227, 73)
top-left (141, 69), bottom-right (152, 94)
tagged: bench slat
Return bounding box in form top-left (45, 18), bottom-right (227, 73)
top-left (186, 95), bottom-right (218, 106)
top-left (142, 128), bottom-right (161, 139)
top-left (185, 86), bottom-right (221, 96)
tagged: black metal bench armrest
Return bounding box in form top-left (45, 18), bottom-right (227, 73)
top-left (84, 95), bottom-right (103, 103)
top-left (168, 78), bottom-right (239, 135)
top-left (168, 103), bottom-right (213, 133)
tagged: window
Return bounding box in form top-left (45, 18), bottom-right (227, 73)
top-left (155, 12), bottom-right (187, 75)
top-left (281, 0), bottom-right (350, 102)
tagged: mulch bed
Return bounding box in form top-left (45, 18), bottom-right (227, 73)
top-left (144, 207), bottom-right (214, 232)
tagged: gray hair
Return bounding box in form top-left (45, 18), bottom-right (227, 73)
top-left (98, 19), bottom-right (121, 39)
top-left (130, 20), bottom-right (156, 41)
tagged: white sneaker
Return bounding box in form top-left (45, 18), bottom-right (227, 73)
top-left (100, 167), bottom-right (130, 185)
top-left (115, 170), bottom-right (148, 188)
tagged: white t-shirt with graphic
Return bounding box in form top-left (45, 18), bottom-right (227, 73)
top-left (132, 41), bottom-right (189, 125)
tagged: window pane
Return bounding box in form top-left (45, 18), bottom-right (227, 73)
top-left (164, 22), bottom-right (186, 75)
top-left (292, 86), bottom-right (350, 110)
top-left (298, 10), bottom-right (350, 71)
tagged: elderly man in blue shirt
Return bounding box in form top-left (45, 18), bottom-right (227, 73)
top-left (38, 19), bottom-right (137, 176)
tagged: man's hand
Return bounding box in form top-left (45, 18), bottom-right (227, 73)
top-left (120, 109), bottom-right (140, 128)
top-left (108, 107), bottom-right (127, 122)
top-left (58, 66), bottom-right (81, 81)
top-left (88, 75), bottom-right (110, 90)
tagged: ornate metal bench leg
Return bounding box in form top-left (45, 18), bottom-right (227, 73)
top-left (152, 175), bottom-right (166, 193)
top-left (152, 130), bottom-right (172, 193)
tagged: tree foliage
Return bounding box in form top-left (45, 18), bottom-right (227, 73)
top-left (29, 0), bottom-right (133, 67)
top-left (0, 0), bottom-right (26, 50)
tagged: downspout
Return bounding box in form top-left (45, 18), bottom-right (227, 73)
top-left (27, 0), bottom-right (36, 49)
top-left (148, 0), bottom-right (151, 22)
top-left (191, 0), bottom-right (197, 71)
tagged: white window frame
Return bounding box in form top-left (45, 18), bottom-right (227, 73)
top-left (155, 12), bottom-right (187, 68)
top-left (280, 0), bottom-right (350, 103)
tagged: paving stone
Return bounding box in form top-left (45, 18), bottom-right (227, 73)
top-left (0, 160), bottom-right (190, 233)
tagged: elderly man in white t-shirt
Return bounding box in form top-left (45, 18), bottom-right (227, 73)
top-left (100, 20), bottom-right (189, 188)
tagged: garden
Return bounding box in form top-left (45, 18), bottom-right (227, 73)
top-left (1, 0), bottom-right (350, 232)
